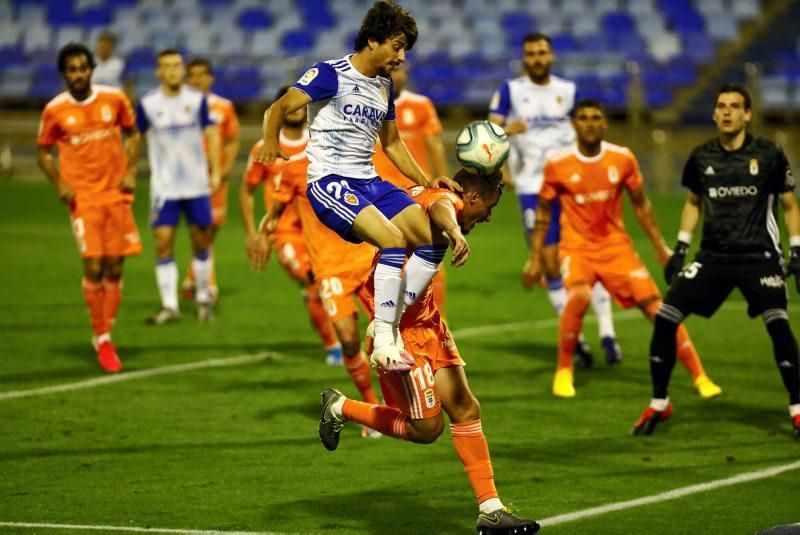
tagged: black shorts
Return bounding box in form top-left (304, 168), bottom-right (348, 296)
top-left (664, 256), bottom-right (788, 318)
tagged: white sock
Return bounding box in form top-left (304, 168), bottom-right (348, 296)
top-left (192, 252), bottom-right (211, 304)
top-left (373, 262), bottom-right (403, 349)
top-left (155, 258), bottom-right (179, 311)
top-left (331, 395), bottom-right (346, 419)
top-left (591, 283), bottom-right (616, 339)
top-left (650, 397), bottom-right (670, 411)
top-left (402, 249), bottom-right (442, 307)
top-left (479, 497), bottom-right (504, 514)
top-left (546, 277), bottom-right (568, 316)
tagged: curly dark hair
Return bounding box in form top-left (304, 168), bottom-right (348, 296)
top-left (715, 83), bottom-right (751, 110)
top-left (57, 42), bottom-right (95, 73)
top-left (353, 1), bottom-right (418, 52)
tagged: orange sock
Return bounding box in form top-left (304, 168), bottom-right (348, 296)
top-left (82, 278), bottom-right (107, 336)
top-left (345, 351), bottom-right (380, 404)
top-left (676, 325), bottom-right (706, 379)
top-left (103, 278), bottom-right (122, 332)
top-left (643, 300), bottom-right (706, 380)
top-left (342, 399), bottom-right (408, 439)
top-left (450, 420), bottom-right (498, 503)
top-left (306, 282), bottom-right (338, 348)
top-left (558, 292), bottom-right (591, 369)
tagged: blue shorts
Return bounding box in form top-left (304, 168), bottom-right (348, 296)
top-left (518, 194), bottom-right (560, 248)
top-left (150, 196), bottom-right (213, 228)
top-left (307, 175), bottom-right (416, 243)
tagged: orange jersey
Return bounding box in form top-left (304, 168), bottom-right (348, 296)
top-left (264, 133), bottom-right (375, 278)
top-left (243, 135), bottom-right (306, 240)
top-left (38, 85), bottom-right (136, 207)
top-left (540, 141), bottom-right (644, 253)
top-left (207, 93), bottom-right (239, 170)
top-left (373, 91), bottom-right (443, 188)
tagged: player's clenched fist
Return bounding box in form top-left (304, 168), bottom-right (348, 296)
top-left (663, 241), bottom-right (689, 284)
top-left (521, 256), bottom-right (542, 291)
top-left (444, 226), bottom-right (469, 267)
top-left (255, 138), bottom-right (288, 166)
top-left (56, 181), bottom-right (76, 204)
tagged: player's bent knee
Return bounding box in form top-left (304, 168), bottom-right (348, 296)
top-left (654, 303), bottom-right (685, 326)
top-left (340, 339), bottom-right (361, 359)
top-left (82, 258), bottom-right (104, 281)
top-left (407, 415), bottom-right (444, 444)
top-left (448, 394), bottom-right (481, 423)
top-left (567, 286), bottom-right (592, 308)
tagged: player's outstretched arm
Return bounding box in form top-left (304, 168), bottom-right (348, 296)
top-left (664, 192), bottom-right (702, 284)
top-left (428, 199), bottom-right (469, 266)
top-left (257, 89), bottom-right (309, 165)
top-left (37, 146), bottom-right (74, 204)
top-left (628, 187), bottom-right (671, 266)
top-left (119, 126), bottom-right (141, 193)
top-left (780, 191), bottom-right (800, 292)
top-left (522, 199), bottom-right (551, 290)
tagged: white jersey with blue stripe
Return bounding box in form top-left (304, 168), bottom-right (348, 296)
top-left (136, 86), bottom-right (212, 200)
top-left (489, 75), bottom-right (576, 195)
top-left (293, 55), bottom-right (396, 183)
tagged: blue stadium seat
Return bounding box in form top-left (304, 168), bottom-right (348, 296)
top-left (0, 45), bottom-right (26, 69)
top-left (280, 29), bottom-right (314, 56)
top-left (602, 11), bottom-right (635, 33)
top-left (79, 6), bottom-right (112, 27)
top-left (238, 7), bottom-right (272, 30)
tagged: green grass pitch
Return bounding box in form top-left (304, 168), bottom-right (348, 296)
top-left (0, 180), bottom-right (798, 534)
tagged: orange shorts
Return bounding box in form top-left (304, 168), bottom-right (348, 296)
top-left (378, 321), bottom-right (464, 420)
top-left (560, 245), bottom-right (660, 308)
top-left (211, 182), bottom-right (229, 228)
top-left (271, 232), bottom-right (311, 284)
top-left (318, 264), bottom-right (372, 322)
top-left (69, 200), bottom-right (142, 259)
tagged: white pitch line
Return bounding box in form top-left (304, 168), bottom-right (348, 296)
top-left (539, 459), bottom-right (800, 527)
top-left (0, 353), bottom-right (277, 402)
top-left (0, 522), bottom-right (279, 534)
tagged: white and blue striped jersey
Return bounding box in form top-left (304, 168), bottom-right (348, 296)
top-left (292, 55), bottom-right (396, 183)
top-left (489, 75), bottom-right (576, 195)
top-left (136, 86), bottom-right (213, 200)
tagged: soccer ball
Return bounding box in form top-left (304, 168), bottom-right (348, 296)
top-left (455, 120), bottom-right (510, 175)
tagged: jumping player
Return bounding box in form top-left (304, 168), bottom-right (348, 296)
top-left (522, 99), bottom-right (721, 399)
top-left (633, 85), bottom-right (800, 438)
top-left (258, 0), bottom-right (462, 374)
top-left (37, 42), bottom-right (141, 373)
top-left (318, 169), bottom-right (540, 533)
top-left (489, 32), bottom-right (621, 367)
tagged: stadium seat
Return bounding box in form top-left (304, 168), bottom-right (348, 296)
top-left (238, 7), bottom-right (273, 30)
top-left (280, 29), bottom-right (314, 56)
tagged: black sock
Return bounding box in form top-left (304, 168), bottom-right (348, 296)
top-left (650, 312), bottom-right (680, 399)
top-left (765, 316), bottom-right (800, 405)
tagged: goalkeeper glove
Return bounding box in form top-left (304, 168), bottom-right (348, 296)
top-left (787, 246), bottom-right (800, 293)
top-left (664, 241), bottom-right (689, 284)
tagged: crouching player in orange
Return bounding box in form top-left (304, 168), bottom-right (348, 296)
top-left (241, 88), bottom-right (341, 364)
top-left (37, 42), bottom-right (141, 373)
top-left (317, 169), bottom-right (540, 534)
top-left (522, 98), bottom-right (721, 399)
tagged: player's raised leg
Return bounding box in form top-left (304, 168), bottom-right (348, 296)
top-left (436, 366), bottom-right (540, 533)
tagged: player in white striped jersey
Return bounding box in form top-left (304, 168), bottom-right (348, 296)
top-left (489, 32), bottom-right (621, 367)
top-left (257, 1), bottom-right (462, 371)
top-left (136, 49), bottom-right (221, 324)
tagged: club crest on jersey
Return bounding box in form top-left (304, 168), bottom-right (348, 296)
top-left (424, 388), bottom-right (436, 409)
top-left (750, 158), bottom-right (759, 175)
top-left (556, 95), bottom-right (563, 104)
top-left (66, 115), bottom-right (76, 125)
top-left (344, 193), bottom-right (359, 206)
top-left (607, 165), bottom-right (619, 184)
top-left (298, 67), bottom-right (318, 86)
top-left (101, 105), bottom-right (112, 122)
top-left (570, 173), bottom-right (581, 183)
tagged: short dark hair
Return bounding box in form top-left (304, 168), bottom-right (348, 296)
top-left (354, 1), bottom-right (418, 52)
top-left (98, 31), bottom-right (116, 45)
top-left (157, 48), bottom-right (182, 60)
top-left (572, 98), bottom-right (606, 116)
top-left (274, 85), bottom-right (291, 102)
top-left (187, 57), bottom-right (213, 75)
top-left (58, 42), bottom-right (95, 73)
top-left (454, 168), bottom-right (505, 198)
top-left (715, 83), bottom-right (751, 110)
top-left (522, 32), bottom-right (552, 48)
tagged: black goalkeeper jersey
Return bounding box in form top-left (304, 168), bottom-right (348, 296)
top-left (681, 133), bottom-right (795, 261)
